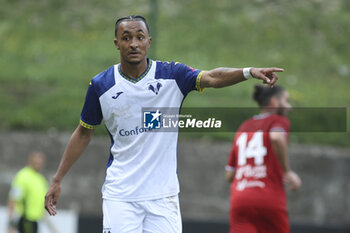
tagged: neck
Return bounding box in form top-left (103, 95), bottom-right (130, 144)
top-left (120, 58), bottom-right (148, 79)
top-left (260, 107), bottom-right (276, 115)
top-left (28, 165), bottom-right (39, 172)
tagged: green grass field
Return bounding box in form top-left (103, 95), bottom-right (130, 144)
top-left (0, 0), bottom-right (349, 145)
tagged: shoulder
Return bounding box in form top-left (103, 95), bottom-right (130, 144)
top-left (155, 60), bottom-right (181, 70)
top-left (90, 65), bottom-right (116, 97)
top-left (17, 167), bottom-right (30, 178)
top-left (270, 114), bottom-right (290, 125)
top-left (12, 167), bottom-right (30, 185)
top-left (91, 65), bottom-right (114, 85)
top-left (268, 114), bottom-right (290, 131)
top-left (155, 61), bottom-right (177, 79)
top-left (155, 61), bottom-right (195, 78)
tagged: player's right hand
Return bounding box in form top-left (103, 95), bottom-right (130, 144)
top-left (250, 67), bottom-right (284, 87)
top-left (283, 170), bottom-right (301, 191)
top-left (45, 179), bottom-right (61, 216)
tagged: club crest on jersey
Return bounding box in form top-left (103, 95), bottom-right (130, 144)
top-left (147, 81), bottom-right (162, 95)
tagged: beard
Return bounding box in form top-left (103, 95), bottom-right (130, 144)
top-left (277, 107), bottom-right (289, 116)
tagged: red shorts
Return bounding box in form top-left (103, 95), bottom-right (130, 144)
top-left (230, 206), bottom-right (290, 233)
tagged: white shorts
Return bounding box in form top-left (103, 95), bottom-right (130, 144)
top-left (102, 195), bottom-right (182, 233)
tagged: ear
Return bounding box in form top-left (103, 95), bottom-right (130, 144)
top-left (114, 38), bottom-right (120, 50)
top-left (147, 36), bottom-right (152, 49)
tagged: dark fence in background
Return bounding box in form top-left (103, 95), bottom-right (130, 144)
top-left (78, 215), bottom-right (350, 233)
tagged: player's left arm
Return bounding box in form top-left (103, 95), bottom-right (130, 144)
top-left (200, 67), bottom-right (284, 88)
top-left (270, 131), bottom-right (301, 191)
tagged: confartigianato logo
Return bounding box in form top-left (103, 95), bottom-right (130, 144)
top-left (118, 126), bottom-right (153, 136)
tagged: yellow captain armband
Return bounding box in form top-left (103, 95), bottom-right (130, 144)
top-left (196, 71), bottom-right (205, 93)
top-left (80, 120), bottom-right (98, 130)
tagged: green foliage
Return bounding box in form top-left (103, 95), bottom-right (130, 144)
top-left (0, 0), bottom-right (349, 146)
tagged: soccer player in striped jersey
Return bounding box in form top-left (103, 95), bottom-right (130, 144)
top-left (45, 15), bottom-right (284, 233)
top-left (226, 84), bottom-right (301, 233)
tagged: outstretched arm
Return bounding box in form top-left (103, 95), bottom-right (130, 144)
top-left (200, 67), bottom-right (283, 88)
top-left (270, 131), bottom-right (301, 191)
top-left (45, 124), bottom-right (94, 216)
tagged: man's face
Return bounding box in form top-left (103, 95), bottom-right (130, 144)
top-left (114, 20), bottom-right (152, 64)
top-left (276, 91), bottom-right (292, 116)
top-left (29, 152), bottom-right (45, 172)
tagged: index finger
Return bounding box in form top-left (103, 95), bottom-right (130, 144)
top-left (267, 67), bottom-right (284, 73)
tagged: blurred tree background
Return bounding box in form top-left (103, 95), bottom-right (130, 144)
top-left (0, 0), bottom-right (349, 145)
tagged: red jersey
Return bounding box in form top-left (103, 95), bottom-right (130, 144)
top-left (227, 113), bottom-right (290, 211)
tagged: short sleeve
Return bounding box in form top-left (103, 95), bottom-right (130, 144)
top-left (80, 82), bottom-right (103, 129)
top-left (172, 62), bottom-right (203, 96)
top-left (270, 117), bottom-right (290, 140)
top-left (9, 175), bottom-right (24, 201)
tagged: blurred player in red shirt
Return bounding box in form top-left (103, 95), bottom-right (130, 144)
top-left (226, 84), bottom-right (301, 233)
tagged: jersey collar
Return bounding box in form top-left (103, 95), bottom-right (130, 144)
top-left (118, 58), bottom-right (152, 83)
top-left (253, 112), bottom-right (272, 120)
